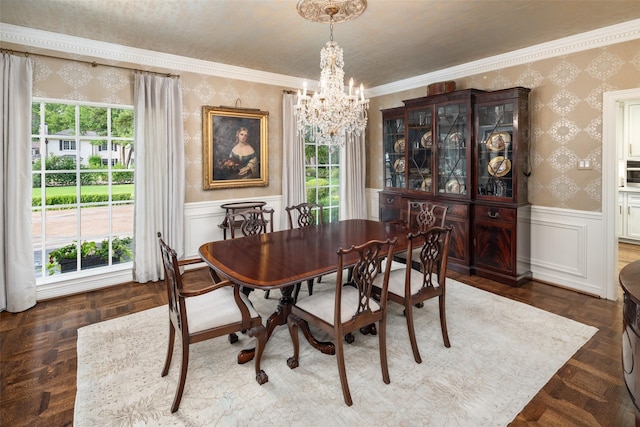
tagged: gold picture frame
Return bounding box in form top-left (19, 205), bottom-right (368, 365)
top-left (202, 106), bottom-right (269, 189)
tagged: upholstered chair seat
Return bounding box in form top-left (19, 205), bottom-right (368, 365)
top-left (185, 288), bottom-right (260, 333)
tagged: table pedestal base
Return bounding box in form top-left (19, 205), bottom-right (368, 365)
top-left (237, 285), bottom-right (336, 364)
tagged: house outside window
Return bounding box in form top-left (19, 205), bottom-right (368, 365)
top-left (31, 100), bottom-right (135, 280)
top-left (60, 140), bottom-right (76, 150)
top-left (304, 138), bottom-right (340, 223)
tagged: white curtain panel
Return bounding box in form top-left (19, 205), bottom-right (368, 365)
top-left (132, 74), bottom-right (185, 283)
top-left (339, 132), bottom-right (368, 220)
top-left (0, 53), bottom-right (36, 312)
top-left (281, 92), bottom-right (306, 227)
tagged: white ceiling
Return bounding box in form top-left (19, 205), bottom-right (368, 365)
top-left (2, 0), bottom-right (640, 89)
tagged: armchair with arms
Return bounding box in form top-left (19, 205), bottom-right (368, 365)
top-left (157, 232), bottom-right (268, 413)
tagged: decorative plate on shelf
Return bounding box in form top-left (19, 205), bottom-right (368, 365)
top-left (486, 131), bottom-right (511, 151)
top-left (394, 158), bottom-right (405, 173)
top-left (394, 138), bottom-right (405, 153)
top-left (447, 131), bottom-right (463, 148)
top-left (445, 178), bottom-right (464, 194)
top-left (421, 131), bottom-right (432, 148)
top-left (488, 156), bottom-right (512, 177)
top-left (421, 177), bottom-right (432, 191)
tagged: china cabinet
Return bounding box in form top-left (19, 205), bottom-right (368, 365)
top-left (379, 87), bottom-right (531, 285)
top-left (472, 87), bottom-right (531, 285)
top-left (381, 89), bottom-right (479, 274)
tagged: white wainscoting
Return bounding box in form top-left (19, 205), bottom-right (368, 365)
top-left (366, 188), bottom-right (611, 299)
top-left (529, 206), bottom-right (608, 297)
top-left (37, 191), bottom-right (612, 301)
top-left (184, 195), bottom-right (283, 259)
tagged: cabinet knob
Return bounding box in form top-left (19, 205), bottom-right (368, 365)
top-left (488, 211), bottom-right (500, 219)
top-left (387, 198), bottom-right (394, 204)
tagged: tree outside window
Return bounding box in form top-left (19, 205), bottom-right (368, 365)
top-left (304, 136), bottom-right (340, 223)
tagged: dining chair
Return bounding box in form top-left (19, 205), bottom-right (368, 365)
top-left (373, 226), bottom-right (452, 364)
top-left (286, 237), bottom-right (398, 406)
top-left (264, 202), bottom-right (324, 302)
top-left (226, 206), bottom-right (274, 239)
top-left (393, 200), bottom-right (447, 270)
top-left (157, 232), bottom-right (268, 413)
top-left (226, 207), bottom-right (274, 299)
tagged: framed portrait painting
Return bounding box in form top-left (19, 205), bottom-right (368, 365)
top-left (202, 106), bottom-right (269, 189)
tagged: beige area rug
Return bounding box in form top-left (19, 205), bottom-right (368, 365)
top-left (75, 279), bottom-right (597, 426)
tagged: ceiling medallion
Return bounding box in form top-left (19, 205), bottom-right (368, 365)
top-left (296, 0), bottom-right (367, 24)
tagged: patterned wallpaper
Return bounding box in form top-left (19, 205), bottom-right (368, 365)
top-left (369, 39), bottom-right (640, 211)
top-left (31, 55), bottom-right (285, 204)
top-left (30, 38), bottom-right (640, 211)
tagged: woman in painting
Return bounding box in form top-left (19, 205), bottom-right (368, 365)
top-left (229, 127), bottom-right (258, 179)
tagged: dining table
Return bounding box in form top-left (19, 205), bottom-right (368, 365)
top-left (198, 219), bottom-right (410, 379)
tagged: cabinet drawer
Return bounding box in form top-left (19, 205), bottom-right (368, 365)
top-left (474, 205), bottom-right (516, 222)
top-left (379, 192), bottom-right (402, 222)
top-left (441, 202), bottom-right (468, 219)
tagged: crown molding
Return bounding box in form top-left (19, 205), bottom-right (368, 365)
top-left (368, 18), bottom-right (640, 98)
top-left (2, 19), bottom-right (639, 98)
top-left (0, 23), bottom-right (309, 89)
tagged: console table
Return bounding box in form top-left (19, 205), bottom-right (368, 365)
top-left (620, 259), bottom-right (640, 425)
top-left (219, 201), bottom-right (267, 240)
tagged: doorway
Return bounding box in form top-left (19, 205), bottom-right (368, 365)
top-left (603, 88), bottom-right (640, 300)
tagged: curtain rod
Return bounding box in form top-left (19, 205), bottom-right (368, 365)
top-left (0, 48), bottom-right (180, 78)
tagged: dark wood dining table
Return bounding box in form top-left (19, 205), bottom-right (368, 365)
top-left (198, 219), bottom-right (410, 379)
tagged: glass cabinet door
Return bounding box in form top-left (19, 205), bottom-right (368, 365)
top-left (406, 106), bottom-right (434, 193)
top-left (383, 110), bottom-right (405, 189)
top-left (476, 102), bottom-right (515, 199)
top-left (436, 103), bottom-right (468, 195)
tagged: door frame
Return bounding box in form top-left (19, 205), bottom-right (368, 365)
top-left (603, 88), bottom-right (640, 300)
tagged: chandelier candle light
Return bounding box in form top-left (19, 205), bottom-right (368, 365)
top-left (295, 0), bottom-right (369, 146)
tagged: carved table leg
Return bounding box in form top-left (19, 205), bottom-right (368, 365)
top-left (238, 285), bottom-right (295, 364)
top-left (247, 324), bottom-right (269, 385)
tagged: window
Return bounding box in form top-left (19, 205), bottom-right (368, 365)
top-left (304, 139), bottom-right (340, 223)
top-left (60, 140), bottom-right (76, 150)
top-left (31, 100), bottom-right (135, 280)
top-left (98, 142), bottom-right (118, 152)
top-left (101, 158), bottom-right (118, 166)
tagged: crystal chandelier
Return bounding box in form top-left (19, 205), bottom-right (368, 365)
top-left (295, 0), bottom-right (369, 146)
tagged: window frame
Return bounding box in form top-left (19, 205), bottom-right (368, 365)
top-left (31, 98), bottom-right (134, 283)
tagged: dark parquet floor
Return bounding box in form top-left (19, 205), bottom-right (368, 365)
top-left (1, 243), bottom-right (639, 426)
